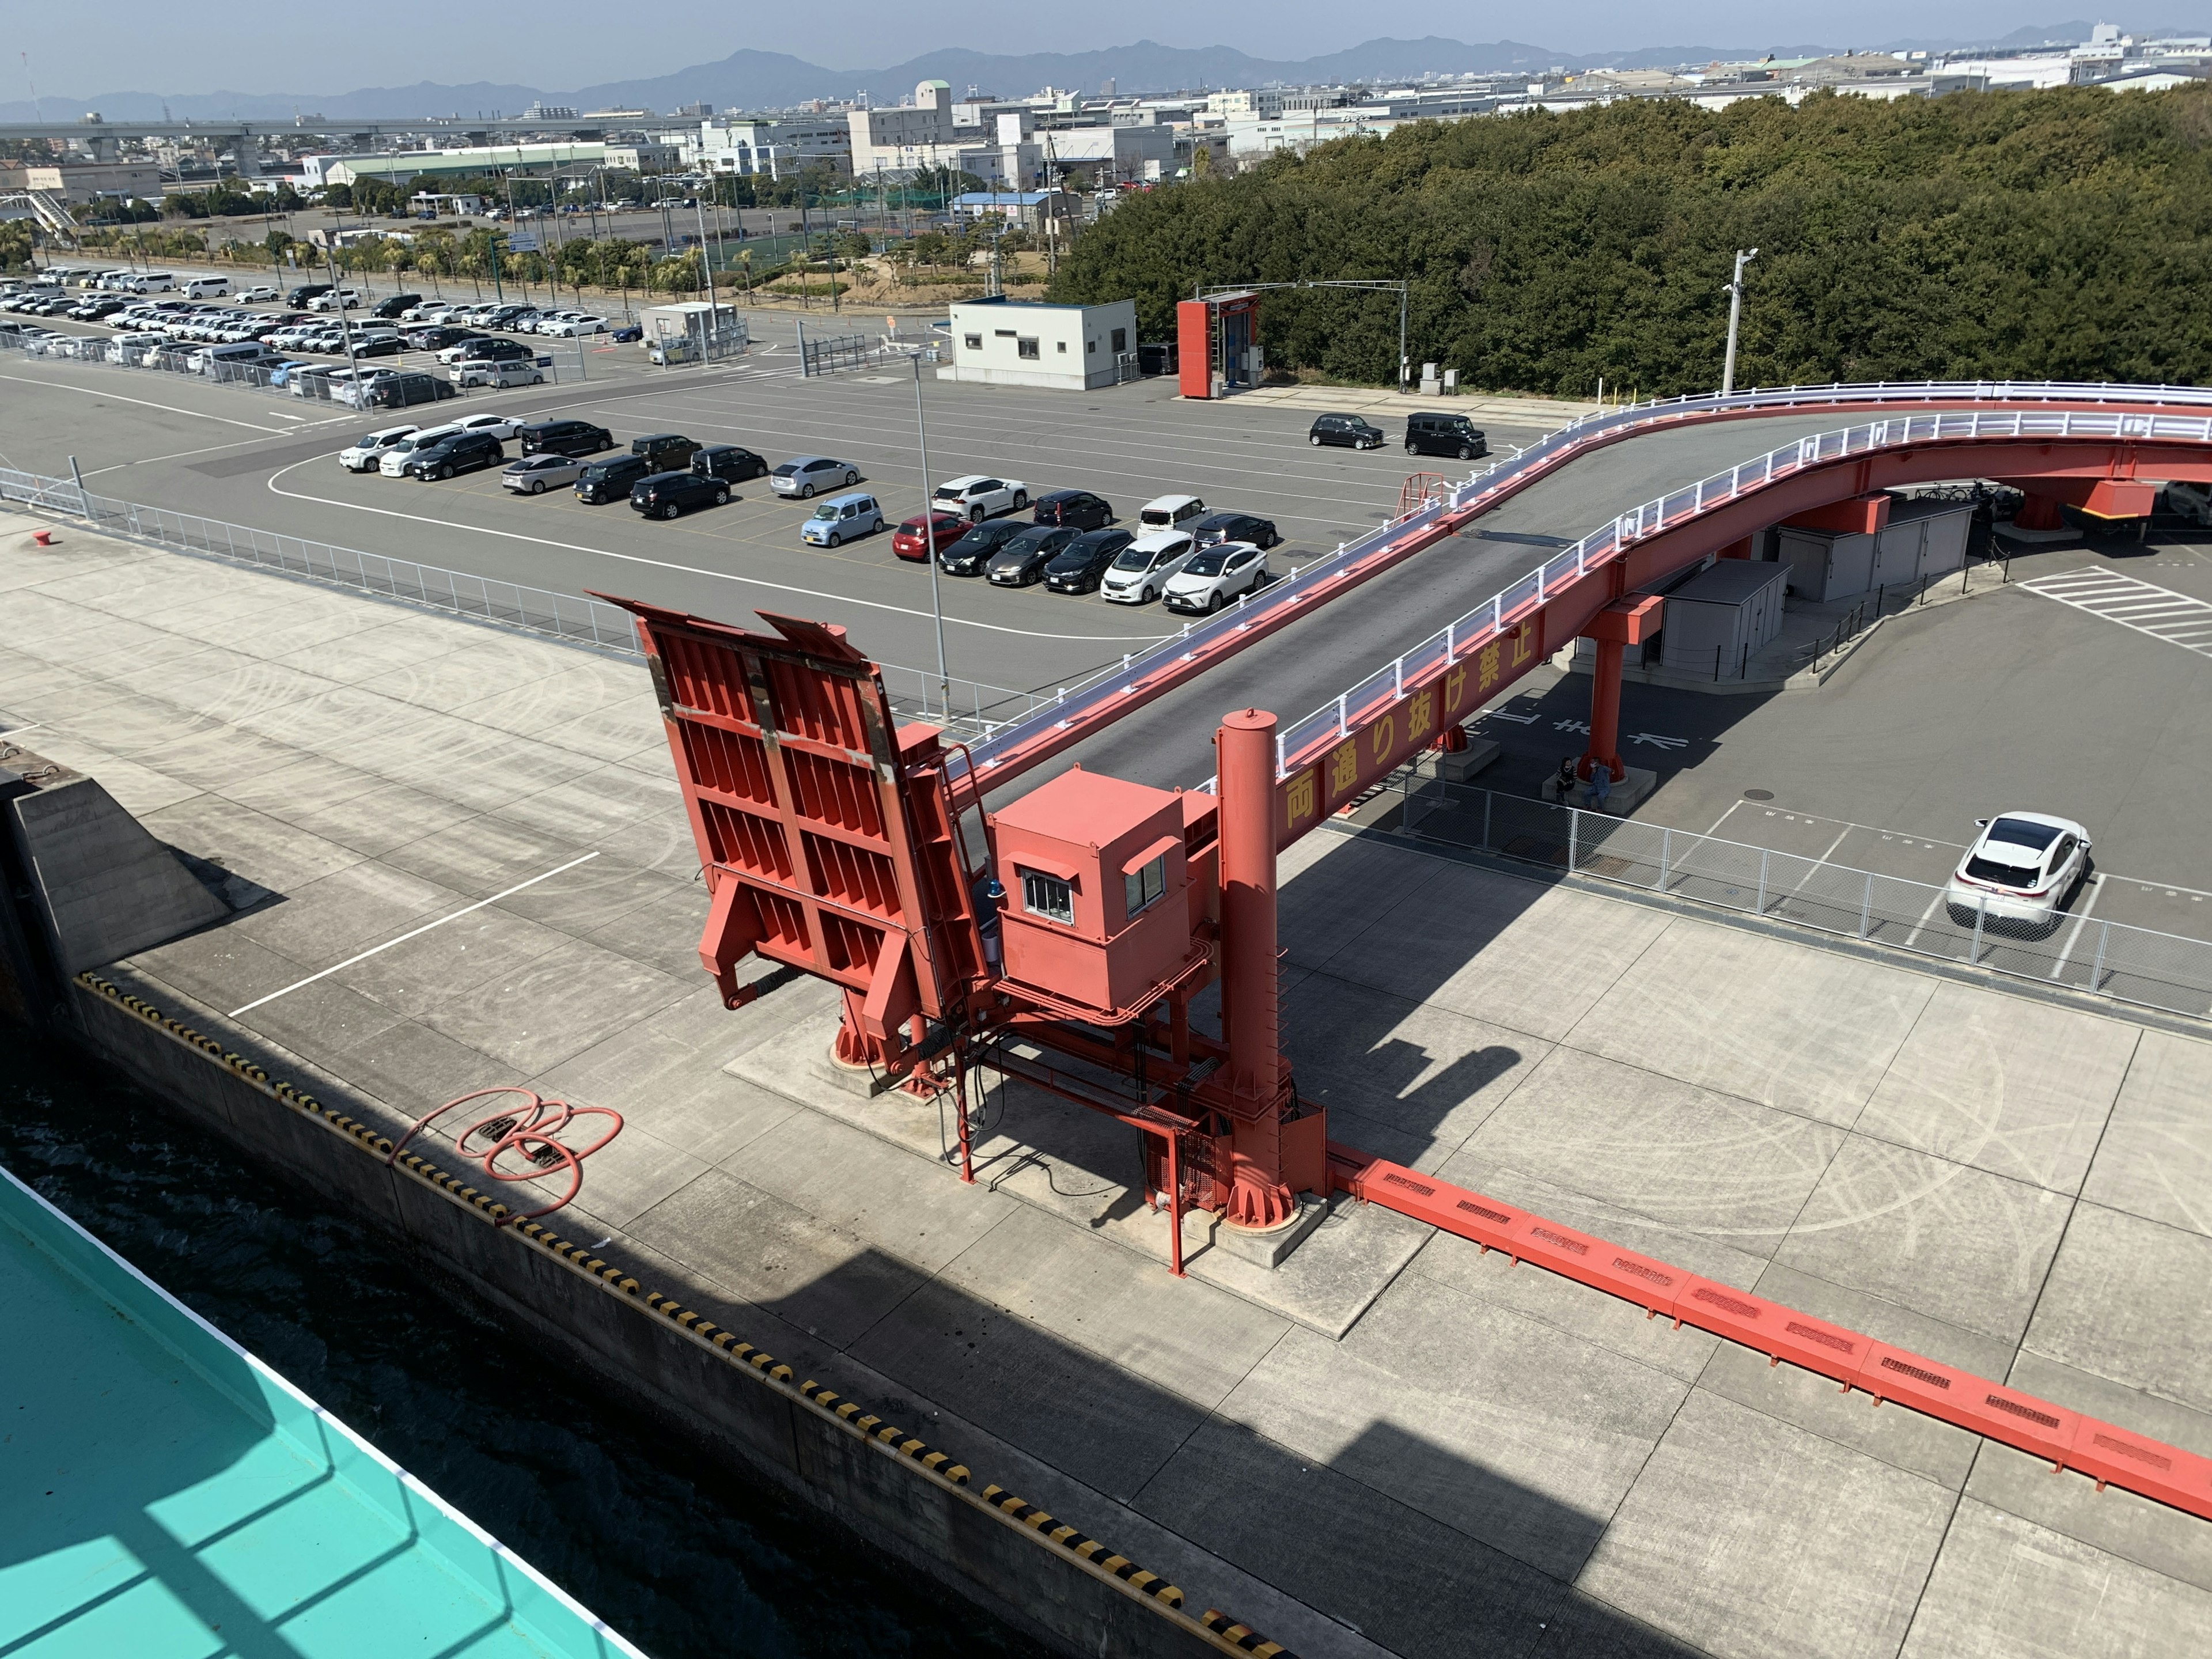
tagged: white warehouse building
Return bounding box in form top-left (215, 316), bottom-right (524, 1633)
top-left (940, 298), bottom-right (1139, 391)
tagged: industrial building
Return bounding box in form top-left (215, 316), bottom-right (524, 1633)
top-left (941, 297), bottom-right (1138, 390)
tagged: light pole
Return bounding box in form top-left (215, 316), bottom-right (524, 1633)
top-left (1721, 247), bottom-right (1757, 396)
top-left (692, 195), bottom-right (719, 353)
top-left (901, 345), bottom-right (950, 711)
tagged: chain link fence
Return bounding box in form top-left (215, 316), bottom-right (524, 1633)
top-left (1393, 776), bottom-right (2212, 1022)
top-left (0, 467), bottom-right (1049, 747)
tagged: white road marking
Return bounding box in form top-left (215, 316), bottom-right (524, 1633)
top-left (2020, 569), bottom-right (2212, 656)
top-left (81, 435), bottom-right (290, 476)
top-left (0, 370), bottom-right (295, 433)
top-left (228, 851), bottom-right (599, 1017)
top-left (262, 455), bottom-right (1175, 645)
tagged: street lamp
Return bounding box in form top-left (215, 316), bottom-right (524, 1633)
top-left (1721, 248), bottom-right (1758, 396)
top-left (893, 341), bottom-right (951, 711)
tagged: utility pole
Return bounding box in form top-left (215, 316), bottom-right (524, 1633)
top-left (693, 196), bottom-right (719, 355)
top-left (1721, 247), bottom-right (1758, 396)
top-left (906, 347), bottom-right (950, 711)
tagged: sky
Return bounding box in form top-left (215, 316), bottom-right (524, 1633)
top-left (7, 7), bottom-right (2146, 97)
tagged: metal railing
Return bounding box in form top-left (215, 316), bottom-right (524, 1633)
top-left (1271, 400), bottom-right (2212, 778)
top-left (959, 378), bottom-right (2212, 790)
top-left (0, 466), bottom-right (1043, 747)
top-left (0, 323), bottom-right (508, 405)
top-left (1388, 775), bottom-right (2212, 1022)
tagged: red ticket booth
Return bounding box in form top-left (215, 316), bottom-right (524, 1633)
top-left (1177, 290), bottom-right (1262, 399)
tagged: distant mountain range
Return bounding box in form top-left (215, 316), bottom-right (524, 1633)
top-left (0, 24), bottom-right (2153, 125)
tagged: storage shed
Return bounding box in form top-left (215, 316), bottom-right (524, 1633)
top-left (1778, 497), bottom-right (1973, 603)
top-left (941, 297), bottom-right (1138, 391)
top-left (1659, 559), bottom-right (1790, 677)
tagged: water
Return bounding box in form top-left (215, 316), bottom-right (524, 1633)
top-left (0, 1030), bottom-right (1047, 1659)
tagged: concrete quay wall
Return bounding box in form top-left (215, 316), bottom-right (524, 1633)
top-left (63, 972), bottom-right (1251, 1659)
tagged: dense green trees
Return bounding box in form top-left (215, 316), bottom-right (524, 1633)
top-left (1050, 86), bottom-right (2212, 394)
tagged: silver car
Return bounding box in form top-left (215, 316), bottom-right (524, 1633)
top-left (500, 453), bottom-right (587, 494)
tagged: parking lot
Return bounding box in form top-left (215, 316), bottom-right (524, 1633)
top-left (0, 318), bottom-right (1556, 691)
top-left (1450, 528), bottom-right (2212, 943)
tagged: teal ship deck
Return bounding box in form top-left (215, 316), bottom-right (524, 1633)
top-left (0, 1162), bottom-right (648, 1659)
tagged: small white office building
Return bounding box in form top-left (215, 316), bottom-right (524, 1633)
top-left (940, 298), bottom-right (1139, 391)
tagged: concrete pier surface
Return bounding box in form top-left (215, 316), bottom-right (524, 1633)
top-left (8, 509), bottom-right (2212, 1659)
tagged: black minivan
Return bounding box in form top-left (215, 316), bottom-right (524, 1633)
top-left (575, 453), bottom-right (654, 503)
top-left (692, 444), bottom-right (767, 483)
top-left (1309, 412), bottom-right (1385, 450)
top-left (402, 429), bottom-right (503, 480)
top-left (521, 418), bottom-right (614, 457)
top-left (285, 282), bottom-right (334, 308)
top-left (1404, 412), bottom-right (1489, 460)
top-left (631, 432), bottom-right (699, 471)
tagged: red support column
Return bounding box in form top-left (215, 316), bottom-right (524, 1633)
top-left (2013, 493), bottom-right (2067, 531)
top-left (1578, 637), bottom-right (1627, 784)
top-left (1213, 707), bottom-right (1294, 1230)
top-left (1575, 595), bottom-right (1662, 785)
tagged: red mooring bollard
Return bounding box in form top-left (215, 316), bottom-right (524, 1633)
top-left (32, 529), bottom-right (54, 547)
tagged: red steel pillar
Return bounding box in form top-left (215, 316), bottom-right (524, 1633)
top-left (1214, 708), bottom-right (1294, 1229)
top-left (1577, 595), bottom-right (1664, 785)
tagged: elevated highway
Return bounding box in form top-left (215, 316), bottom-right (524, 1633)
top-left (960, 382), bottom-right (2212, 834)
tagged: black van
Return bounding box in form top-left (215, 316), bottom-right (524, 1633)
top-left (1404, 412), bottom-right (1488, 460)
top-left (692, 444), bottom-right (768, 483)
top-left (631, 432), bottom-right (699, 471)
top-left (365, 370), bottom-right (457, 409)
top-left (372, 292), bottom-right (424, 319)
top-left (402, 429), bottom-right (503, 480)
top-left (285, 282), bottom-right (334, 308)
top-left (575, 453), bottom-right (654, 503)
top-left (521, 418), bottom-right (615, 457)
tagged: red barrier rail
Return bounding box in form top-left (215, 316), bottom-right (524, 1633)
top-left (1328, 1143), bottom-right (2212, 1521)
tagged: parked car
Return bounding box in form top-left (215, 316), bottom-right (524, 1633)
top-left (437, 336), bottom-right (522, 365)
top-left (938, 519), bottom-right (1030, 577)
top-left (692, 444), bottom-right (767, 484)
top-left (1042, 529), bottom-right (1135, 594)
top-left (987, 526), bottom-right (1080, 587)
top-left (364, 370), bottom-right (457, 408)
top-left (1029, 489), bottom-right (1113, 530)
top-left (285, 282), bottom-right (335, 308)
top-left (609, 323), bottom-right (644, 343)
top-left (371, 293), bottom-right (423, 320)
top-left (308, 288), bottom-right (366, 312)
top-left (1100, 531), bottom-right (1198, 604)
top-left (1137, 494), bottom-right (1206, 533)
top-left (771, 455), bottom-right (858, 498)
top-left (402, 430), bottom-right (504, 480)
top-left (931, 474), bottom-right (1028, 522)
top-left (521, 418), bottom-right (613, 457)
top-left (180, 275), bottom-right (231, 298)
top-left (234, 285), bottom-right (280, 304)
top-left (631, 433), bottom-right (699, 472)
top-left (544, 314), bottom-right (607, 336)
top-left (453, 357), bottom-right (546, 388)
top-left (1404, 411), bottom-right (1489, 461)
top-left (631, 469), bottom-right (732, 519)
top-left (501, 453), bottom-right (588, 494)
top-left (1193, 512), bottom-right (1281, 551)
top-left (351, 328), bottom-right (405, 357)
top-left (575, 453), bottom-right (654, 503)
top-left (1945, 812), bottom-right (2092, 934)
top-left (404, 324), bottom-right (474, 351)
top-left (448, 412), bottom-right (525, 441)
top-left (799, 490), bottom-right (885, 547)
top-left (892, 510), bottom-right (968, 562)
top-left (107, 331), bottom-right (168, 365)
top-left (1164, 541), bottom-right (1270, 613)
top-left (379, 425), bottom-right (466, 476)
top-left (339, 424), bottom-right (420, 472)
top-left (264, 359), bottom-right (316, 387)
top-left (1309, 412), bottom-right (1385, 450)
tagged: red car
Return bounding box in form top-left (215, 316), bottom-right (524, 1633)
top-left (892, 510), bottom-right (967, 562)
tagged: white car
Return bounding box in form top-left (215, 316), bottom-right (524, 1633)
top-left (108, 331), bottom-right (168, 365)
top-left (378, 425), bottom-right (464, 476)
top-left (339, 425), bottom-right (421, 471)
top-left (1162, 541), bottom-right (1270, 614)
top-left (1099, 531), bottom-right (1198, 605)
top-left (452, 358), bottom-right (546, 389)
top-left (930, 474), bottom-right (1028, 522)
top-left (544, 313), bottom-right (607, 336)
top-left (452, 411), bottom-right (527, 441)
top-left (308, 288), bottom-right (366, 312)
top-left (1137, 493), bottom-right (1206, 533)
top-left (1945, 812), bottom-right (2092, 934)
top-left (235, 285), bottom-right (280, 304)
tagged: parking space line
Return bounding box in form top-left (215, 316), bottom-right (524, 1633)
top-left (2047, 873), bottom-right (2109, 980)
top-left (0, 370), bottom-right (296, 433)
top-left (228, 851), bottom-right (600, 1017)
top-left (2021, 569), bottom-right (2212, 656)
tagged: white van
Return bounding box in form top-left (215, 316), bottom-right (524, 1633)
top-left (126, 271), bottom-right (177, 293)
top-left (452, 357), bottom-right (546, 389)
top-left (189, 340), bottom-right (276, 377)
top-left (181, 275), bottom-right (231, 298)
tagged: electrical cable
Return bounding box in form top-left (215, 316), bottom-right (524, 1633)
top-left (387, 1086), bottom-right (622, 1225)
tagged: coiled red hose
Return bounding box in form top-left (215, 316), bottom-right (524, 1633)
top-left (386, 1086), bottom-right (622, 1225)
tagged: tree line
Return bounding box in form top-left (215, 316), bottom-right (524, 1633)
top-left (1048, 85), bottom-right (2212, 395)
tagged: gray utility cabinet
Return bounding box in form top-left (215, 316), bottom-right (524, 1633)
top-left (1777, 497), bottom-right (1973, 603)
top-left (1660, 558), bottom-right (1789, 676)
